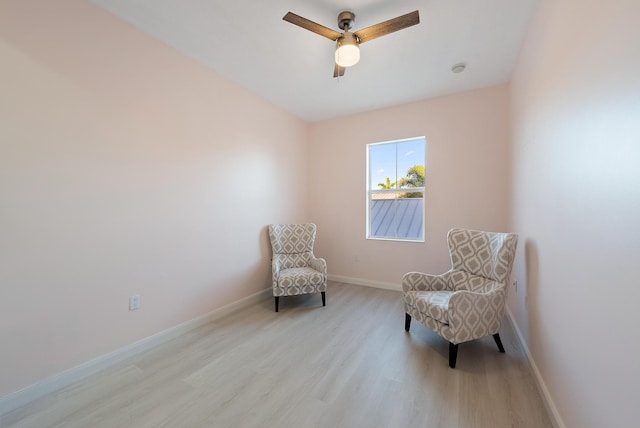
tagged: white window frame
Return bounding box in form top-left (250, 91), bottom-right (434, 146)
top-left (366, 137), bottom-right (426, 242)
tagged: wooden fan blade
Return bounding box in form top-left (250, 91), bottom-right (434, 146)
top-left (333, 63), bottom-right (346, 78)
top-left (355, 10), bottom-right (420, 44)
top-left (283, 12), bottom-right (342, 41)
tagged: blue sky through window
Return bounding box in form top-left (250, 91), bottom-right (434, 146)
top-left (369, 138), bottom-right (425, 189)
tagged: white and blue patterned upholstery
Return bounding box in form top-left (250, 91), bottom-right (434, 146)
top-left (268, 224), bottom-right (327, 310)
top-left (403, 228), bottom-right (518, 367)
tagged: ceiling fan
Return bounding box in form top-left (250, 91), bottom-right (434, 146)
top-left (283, 10), bottom-right (420, 78)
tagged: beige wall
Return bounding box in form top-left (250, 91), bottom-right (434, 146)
top-left (0, 0), bottom-right (308, 397)
top-left (509, 0), bottom-right (640, 427)
top-left (308, 85), bottom-right (511, 285)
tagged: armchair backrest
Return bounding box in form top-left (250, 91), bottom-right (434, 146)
top-left (447, 228), bottom-right (518, 284)
top-left (268, 223), bottom-right (317, 269)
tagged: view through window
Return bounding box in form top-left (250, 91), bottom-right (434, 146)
top-left (367, 137), bottom-right (426, 241)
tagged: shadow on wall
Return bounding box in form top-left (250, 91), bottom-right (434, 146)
top-left (261, 225), bottom-right (272, 264)
top-left (256, 226), bottom-right (275, 290)
top-left (524, 239), bottom-right (540, 339)
top-left (261, 225), bottom-right (274, 293)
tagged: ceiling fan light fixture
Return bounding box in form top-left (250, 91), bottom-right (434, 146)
top-left (335, 33), bottom-right (360, 67)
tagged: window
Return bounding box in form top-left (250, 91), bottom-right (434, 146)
top-left (366, 137), bottom-right (426, 241)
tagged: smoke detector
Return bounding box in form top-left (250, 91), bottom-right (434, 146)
top-left (451, 62), bottom-right (466, 73)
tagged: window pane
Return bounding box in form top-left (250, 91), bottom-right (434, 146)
top-left (369, 194), bottom-right (423, 240)
top-left (396, 141), bottom-right (423, 171)
top-left (369, 143), bottom-right (397, 190)
top-left (367, 137), bottom-right (425, 241)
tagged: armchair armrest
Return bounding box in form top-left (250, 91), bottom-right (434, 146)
top-left (271, 259), bottom-right (281, 288)
top-left (271, 258), bottom-right (281, 275)
top-left (309, 256), bottom-right (327, 277)
top-left (447, 284), bottom-right (507, 336)
top-left (402, 270), bottom-right (452, 292)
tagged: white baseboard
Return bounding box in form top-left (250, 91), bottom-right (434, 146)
top-left (328, 274), bottom-right (401, 292)
top-left (0, 288), bottom-right (272, 416)
top-left (505, 307), bottom-right (566, 428)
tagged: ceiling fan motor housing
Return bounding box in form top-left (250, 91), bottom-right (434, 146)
top-left (337, 11), bottom-right (355, 30)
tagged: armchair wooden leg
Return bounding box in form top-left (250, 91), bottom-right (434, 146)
top-left (449, 342), bottom-right (459, 368)
top-left (321, 291), bottom-right (326, 307)
top-left (493, 333), bottom-right (505, 353)
top-left (274, 296), bottom-right (279, 313)
top-left (405, 313), bottom-right (412, 332)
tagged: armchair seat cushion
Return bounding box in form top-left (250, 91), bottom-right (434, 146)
top-left (404, 290), bottom-right (453, 324)
top-left (276, 267), bottom-right (325, 293)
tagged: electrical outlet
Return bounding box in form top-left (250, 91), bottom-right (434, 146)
top-left (129, 294), bottom-right (140, 311)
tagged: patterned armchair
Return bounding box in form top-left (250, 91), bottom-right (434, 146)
top-left (268, 223), bottom-right (327, 312)
top-left (403, 228), bottom-right (518, 368)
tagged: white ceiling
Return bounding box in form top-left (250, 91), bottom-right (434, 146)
top-left (90, 0), bottom-right (537, 122)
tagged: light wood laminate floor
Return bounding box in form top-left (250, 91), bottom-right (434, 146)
top-left (2, 282), bottom-right (553, 428)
